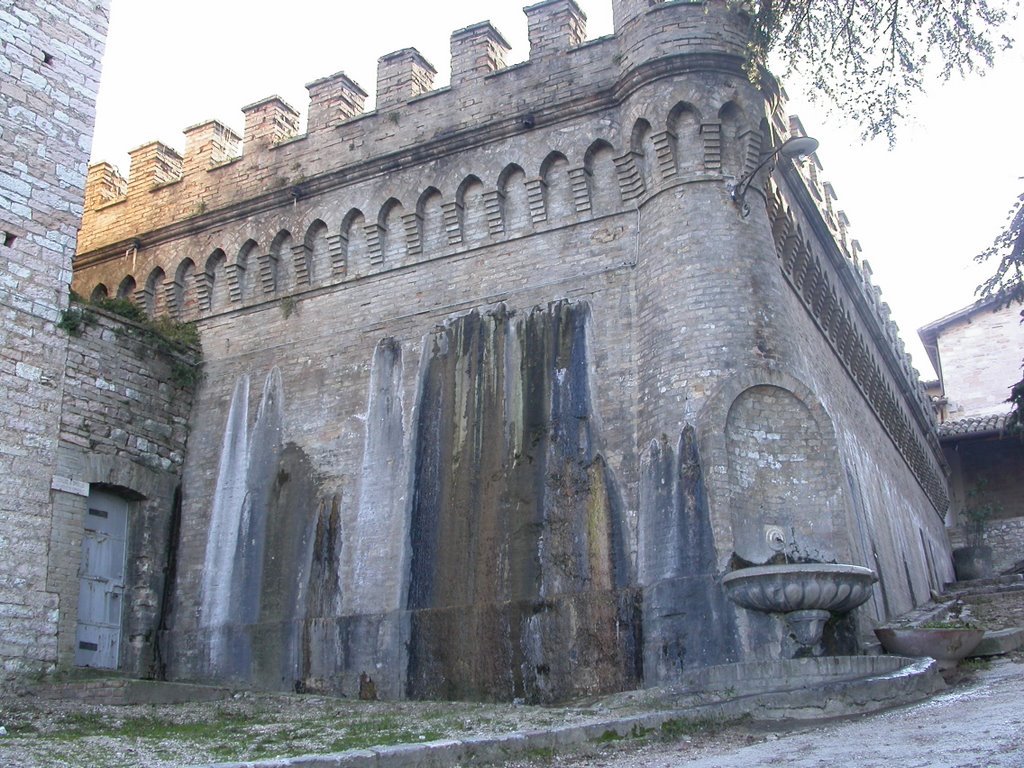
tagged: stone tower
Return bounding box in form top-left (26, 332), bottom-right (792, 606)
top-left (72, 0), bottom-right (949, 701)
top-left (0, 2), bottom-right (110, 678)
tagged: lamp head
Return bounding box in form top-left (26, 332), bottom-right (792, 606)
top-left (778, 136), bottom-right (819, 160)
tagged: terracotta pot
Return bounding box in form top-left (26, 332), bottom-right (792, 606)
top-left (874, 627), bottom-right (985, 670)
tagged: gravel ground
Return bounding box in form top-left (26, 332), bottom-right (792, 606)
top-left (0, 693), bottom-right (630, 768)
top-left (1, 587), bottom-right (1021, 768)
top-left (514, 658), bottom-right (1023, 768)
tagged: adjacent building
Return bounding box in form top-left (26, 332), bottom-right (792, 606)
top-left (919, 297), bottom-right (1024, 573)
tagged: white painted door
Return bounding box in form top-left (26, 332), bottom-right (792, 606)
top-left (74, 490), bottom-right (128, 668)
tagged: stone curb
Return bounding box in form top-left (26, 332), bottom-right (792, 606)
top-left (972, 627), bottom-right (1024, 656)
top-left (198, 658), bottom-right (944, 768)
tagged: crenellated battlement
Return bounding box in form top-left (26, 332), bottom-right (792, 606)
top-left (77, 0), bottom-right (755, 255)
top-left (75, 4), bottom-right (935, 475)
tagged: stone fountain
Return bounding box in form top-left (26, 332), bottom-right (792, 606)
top-left (722, 563), bottom-right (878, 653)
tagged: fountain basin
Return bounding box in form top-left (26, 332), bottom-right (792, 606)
top-left (722, 564), bottom-right (878, 651)
top-left (722, 563), bottom-right (878, 614)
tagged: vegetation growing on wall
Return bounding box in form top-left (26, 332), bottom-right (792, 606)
top-left (59, 291), bottom-right (202, 389)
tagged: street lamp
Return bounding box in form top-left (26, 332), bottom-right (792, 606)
top-left (731, 135), bottom-right (819, 218)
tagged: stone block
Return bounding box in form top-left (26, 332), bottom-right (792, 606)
top-left (306, 71), bottom-right (368, 132)
top-left (450, 22), bottom-right (510, 84)
top-left (972, 627), bottom-right (1024, 656)
top-left (525, 0), bottom-right (587, 57)
top-left (375, 48), bottom-right (436, 110)
top-left (241, 96), bottom-right (300, 147)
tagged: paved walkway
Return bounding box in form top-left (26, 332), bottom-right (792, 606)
top-left (587, 659), bottom-right (1024, 768)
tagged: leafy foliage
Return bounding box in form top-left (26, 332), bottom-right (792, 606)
top-left (745, 0), bottom-right (1016, 144)
top-left (976, 192), bottom-right (1024, 306)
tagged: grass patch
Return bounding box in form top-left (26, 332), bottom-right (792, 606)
top-left (960, 657), bottom-right (992, 672)
top-left (52, 709), bottom-right (270, 741)
top-left (31, 708), bottom-right (454, 763)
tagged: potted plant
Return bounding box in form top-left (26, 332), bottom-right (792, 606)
top-left (951, 481), bottom-right (999, 581)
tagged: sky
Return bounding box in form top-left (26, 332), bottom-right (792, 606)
top-left (88, 1), bottom-right (1024, 380)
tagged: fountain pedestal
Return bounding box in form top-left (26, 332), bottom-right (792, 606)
top-left (722, 564), bottom-right (878, 655)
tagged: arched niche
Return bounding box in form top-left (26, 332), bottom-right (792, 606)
top-left (540, 152), bottom-right (572, 224)
top-left (204, 248), bottom-right (229, 312)
top-left (378, 198), bottom-right (406, 266)
top-left (583, 140), bottom-right (619, 216)
top-left (456, 175), bottom-right (487, 247)
top-left (667, 102), bottom-right (702, 177)
top-left (630, 118), bottom-right (657, 193)
top-left (724, 384), bottom-right (844, 565)
top-left (303, 219), bottom-right (329, 286)
top-left (497, 164), bottom-right (530, 237)
top-left (237, 239), bottom-right (259, 302)
top-left (718, 101), bottom-right (748, 180)
top-left (268, 229), bottom-right (293, 296)
top-left (340, 208), bottom-right (368, 278)
top-left (417, 187), bottom-right (445, 257)
top-left (173, 258), bottom-right (198, 320)
top-left (697, 369), bottom-right (851, 569)
top-left (143, 267), bottom-right (166, 317)
top-left (116, 275), bottom-right (136, 301)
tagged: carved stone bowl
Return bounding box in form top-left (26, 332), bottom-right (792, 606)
top-left (722, 563), bottom-right (878, 614)
top-left (722, 563), bottom-right (878, 649)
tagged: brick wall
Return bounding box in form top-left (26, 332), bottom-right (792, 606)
top-left (0, 1), bottom-right (109, 677)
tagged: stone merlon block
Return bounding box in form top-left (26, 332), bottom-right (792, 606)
top-left (241, 96), bottom-right (301, 147)
top-left (610, 0), bottom-right (648, 29)
top-left (450, 22), bottom-right (511, 84)
top-left (127, 142), bottom-right (182, 194)
top-left (525, 0), bottom-right (587, 57)
top-left (84, 162), bottom-right (126, 210)
top-left (183, 120), bottom-right (241, 172)
top-left (376, 48), bottom-right (436, 111)
top-left (306, 71), bottom-right (368, 132)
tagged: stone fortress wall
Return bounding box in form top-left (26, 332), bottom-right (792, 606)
top-left (72, 0), bottom-right (953, 700)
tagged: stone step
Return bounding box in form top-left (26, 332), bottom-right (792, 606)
top-left (943, 574), bottom-right (1024, 595)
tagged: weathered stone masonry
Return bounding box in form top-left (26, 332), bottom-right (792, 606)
top-left (73, 0), bottom-right (952, 700)
top-left (0, 1), bottom-right (109, 676)
top-left (48, 308), bottom-right (198, 677)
